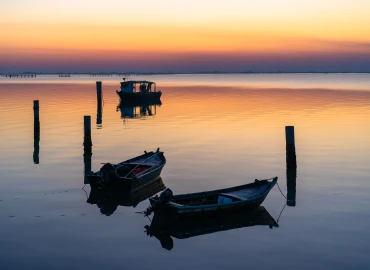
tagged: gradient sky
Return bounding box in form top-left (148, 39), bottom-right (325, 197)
top-left (1, 0), bottom-right (370, 72)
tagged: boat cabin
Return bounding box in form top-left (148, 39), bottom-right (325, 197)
top-left (120, 78), bottom-right (157, 93)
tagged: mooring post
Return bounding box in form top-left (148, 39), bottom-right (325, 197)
top-left (33, 100), bottom-right (40, 164)
top-left (83, 116), bottom-right (92, 184)
top-left (96, 81), bottom-right (103, 127)
top-left (84, 116), bottom-right (92, 147)
top-left (285, 126), bottom-right (297, 168)
top-left (285, 126), bottom-right (297, 206)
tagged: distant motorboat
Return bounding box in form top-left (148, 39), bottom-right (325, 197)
top-left (116, 78), bottom-right (162, 102)
top-left (88, 148), bottom-right (166, 191)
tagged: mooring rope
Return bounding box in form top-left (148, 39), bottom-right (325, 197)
top-left (276, 182), bottom-right (287, 200)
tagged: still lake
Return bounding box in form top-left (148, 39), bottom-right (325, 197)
top-left (1, 74), bottom-right (370, 269)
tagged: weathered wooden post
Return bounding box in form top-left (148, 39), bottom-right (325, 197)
top-left (83, 116), bottom-right (92, 184)
top-left (285, 126), bottom-right (296, 168)
top-left (285, 126), bottom-right (297, 206)
top-left (96, 81), bottom-right (102, 128)
top-left (33, 100), bottom-right (40, 164)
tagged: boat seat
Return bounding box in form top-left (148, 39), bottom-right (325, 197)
top-left (217, 193), bottom-right (244, 202)
top-left (169, 201), bottom-right (184, 207)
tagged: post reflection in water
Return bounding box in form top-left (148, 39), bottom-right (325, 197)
top-left (87, 177), bottom-right (165, 216)
top-left (83, 146), bottom-right (92, 185)
top-left (117, 100), bottom-right (162, 120)
top-left (145, 206), bottom-right (279, 250)
top-left (96, 105), bottom-right (102, 128)
top-left (286, 168), bottom-right (297, 206)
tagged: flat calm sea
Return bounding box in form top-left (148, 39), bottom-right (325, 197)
top-left (1, 74), bottom-right (370, 270)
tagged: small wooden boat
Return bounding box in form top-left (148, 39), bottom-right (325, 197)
top-left (145, 206), bottom-right (278, 250)
top-left (116, 79), bottom-right (162, 102)
top-left (146, 177), bottom-right (277, 217)
top-left (87, 177), bottom-right (166, 216)
top-left (88, 148), bottom-right (166, 191)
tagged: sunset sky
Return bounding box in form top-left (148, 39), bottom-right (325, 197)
top-left (1, 0), bottom-right (370, 73)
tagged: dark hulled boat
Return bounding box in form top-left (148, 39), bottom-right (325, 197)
top-left (145, 206), bottom-right (278, 250)
top-left (146, 177), bottom-right (277, 218)
top-left (116, 79), bottom-right (162, 102)
top-left (88, 149), bottom-right (166, 191)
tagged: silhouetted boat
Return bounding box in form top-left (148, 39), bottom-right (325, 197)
top-left (145, 206), bottom-right (278, 250)
top-left (87, 177), bottom-right (166, 216)
top-left (145, 177), bottom-right (277, 217)
top-left (88, 148), bottom-right (166, 191)
top-left (117, 100), bottom-right (162, 119)
top-left (116, 78), bottom-right (162, 102)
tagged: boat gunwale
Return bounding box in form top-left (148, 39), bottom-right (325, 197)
top-left (150, 177), bottom-right (277, 211)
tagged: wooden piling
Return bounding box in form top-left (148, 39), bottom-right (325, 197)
top-left (83, 116), bottom-right (92, 184)
top-left (285, 126), bottom-right (297, 168)
top-left (96, 81), bottom-right (102, 109)
top-left (83, 116), bottom-right (92, 146)
top-left (96, 81), bottom-right (103, 127)
top-left (33, 100), bottom-right (40, 164)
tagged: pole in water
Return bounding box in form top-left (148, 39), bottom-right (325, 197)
top-left (285, 126), bottom-right (297, 169)
top-left (33, 100), bottom-right (40, 164)
top-left (96, 81), bottom-right (103, 128)
top-left (83, 116), bottom-right (92, 184)
top-left (84, 115), bottom-right (92, 144)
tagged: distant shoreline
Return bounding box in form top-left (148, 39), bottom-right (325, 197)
top-left (1, 71), bottom-right (370, 76)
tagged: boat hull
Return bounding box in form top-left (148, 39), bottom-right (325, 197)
top-left (88, 150), bottom-right (166, 192)
top-left (150, 195), bottom-right (268, 218)
top-left (117, 91), bottom-right (162, 102)
top-left (89, 162), bottom-right (165, 191)
top-left (149, 178), bottom-right (277, 218)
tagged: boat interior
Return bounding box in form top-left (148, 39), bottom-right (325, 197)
top-left (114, 152), bottom-right (164, 177)
top-left (170, 181), bottom-right (273, 207)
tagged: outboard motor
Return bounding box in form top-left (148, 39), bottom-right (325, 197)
top-left (158, 188), bottom-right (173, 205)
top-left (144, 188), bottom-right (173, 216)
top-left (99, 163), bottom-right (119, 187)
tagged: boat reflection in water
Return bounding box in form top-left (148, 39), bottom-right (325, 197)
top-left (87, 177), bottom-right (166, 216)
top-left (145, 206), bottom-right (278, 250)
top-left (116, 100), bottom-right (162, 119)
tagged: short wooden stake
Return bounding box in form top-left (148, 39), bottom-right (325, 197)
top-left (285, 126), bottom-right (297, 168)
top-left (96, 81), bottom-right (103, 127)
top-left (33, 100), bottom-right (40, 164)
top-left (83, 116), bottom-right (92, 184)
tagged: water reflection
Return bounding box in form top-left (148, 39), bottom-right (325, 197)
top-left (145, 206), bottom-right (278, 250)
top-left (287, 169), bottom-right (297, 206)
top-left (96, 104), bottom-right (103, 128)
top-left (117, 100), bottom-right (162, 119)
top-left (33, 119), bottom-right (40, 164)
top-left (87, 177), bottom-right (165, 216)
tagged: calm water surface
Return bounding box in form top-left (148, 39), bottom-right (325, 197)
top-left (1, 74), bottom-right (370, 269)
